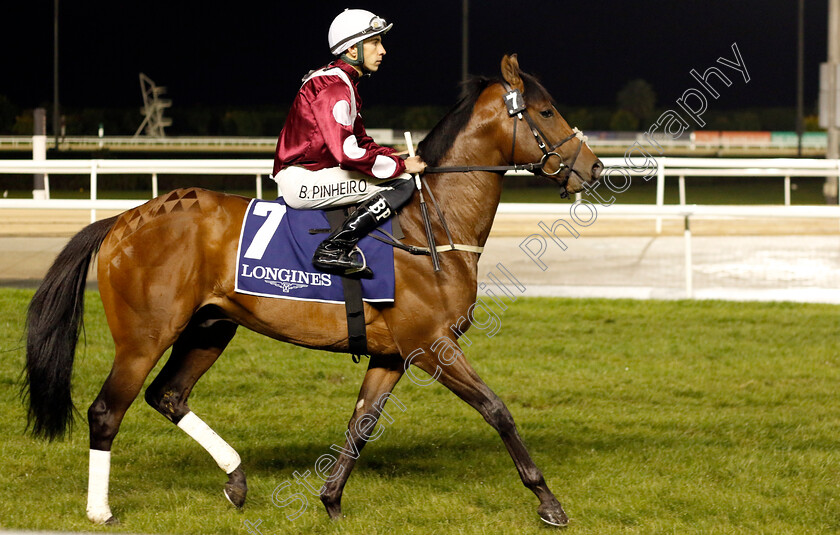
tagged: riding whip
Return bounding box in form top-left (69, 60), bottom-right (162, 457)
top-left (404, 131), bottom-right (440, 272)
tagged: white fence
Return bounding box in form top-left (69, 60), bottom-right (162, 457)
top-left (0, 159), bottom-right (275, 221)
top-left (0, 157), bottom-right (838, 214)
top-left (1, 156), bottom-right (838, 221)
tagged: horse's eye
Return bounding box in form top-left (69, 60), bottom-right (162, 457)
top-left (540, 109), bottom-right (554, 118)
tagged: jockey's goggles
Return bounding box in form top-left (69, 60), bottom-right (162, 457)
top-left (368, 16), bottom-right (388, 32)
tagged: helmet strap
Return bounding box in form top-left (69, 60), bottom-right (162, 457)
top-left (341, 42), bottom-right (366, 70)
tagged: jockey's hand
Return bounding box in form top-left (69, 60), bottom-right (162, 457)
top-left (405, 156), bottom-right (427, 175)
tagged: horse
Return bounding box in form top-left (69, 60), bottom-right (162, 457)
top-left (22, 54), bottom-right (602, 527)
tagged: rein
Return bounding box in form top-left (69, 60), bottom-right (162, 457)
top-left (424, 162), bottom-right (544, 174)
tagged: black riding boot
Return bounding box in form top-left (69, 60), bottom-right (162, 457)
top-left (312, 194), bottom-right (394, 278)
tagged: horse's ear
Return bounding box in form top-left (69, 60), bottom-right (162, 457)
top-left (501, 54), bottom-right (524, 93)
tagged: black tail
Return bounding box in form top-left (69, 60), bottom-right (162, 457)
top-left (22, 216), bottom-right (118, 440)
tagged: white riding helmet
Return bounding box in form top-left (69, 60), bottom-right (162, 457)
top-left (328, 9), bottom-right (393, 56)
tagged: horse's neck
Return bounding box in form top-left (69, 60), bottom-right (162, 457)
top-left (425, 140), bottom-right (505, 250)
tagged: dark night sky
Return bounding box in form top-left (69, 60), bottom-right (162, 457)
top-left (1, 1), bottom-right (829, 113)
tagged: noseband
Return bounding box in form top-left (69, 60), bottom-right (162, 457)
top-left (424, 81), bottom-right (590, 198)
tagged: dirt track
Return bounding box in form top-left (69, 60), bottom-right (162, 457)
top-left (1, 208), bottom-right (839, 238)
top-left (2, 208), bottom-right (838, 303)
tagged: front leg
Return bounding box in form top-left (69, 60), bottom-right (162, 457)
top-left (320, 354), bottom-right (405, 519)
top-left (409, 337), bottom-right (568, 527)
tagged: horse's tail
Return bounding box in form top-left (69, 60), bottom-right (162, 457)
top-left (22, 216), bottom-right (118, 440)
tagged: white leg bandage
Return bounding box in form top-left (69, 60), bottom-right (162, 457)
top-left (177, 411), bottom-right (241, 474)
top-left (86, 449), bottom-right (113, 524)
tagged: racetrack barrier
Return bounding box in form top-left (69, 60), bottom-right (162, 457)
top-left (2, 156), bottom-right (839, 223)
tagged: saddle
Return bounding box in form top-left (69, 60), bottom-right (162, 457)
top-left (235, 198), bottom-right (399, 360)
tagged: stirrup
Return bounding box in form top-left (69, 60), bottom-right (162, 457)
top-left (313, 246), bottom-right (373, 278)
top-left (341, 247), bottom-right (373, 278)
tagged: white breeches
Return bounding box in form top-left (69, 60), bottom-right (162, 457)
top-left (273, 166), bottom-right (411, 209)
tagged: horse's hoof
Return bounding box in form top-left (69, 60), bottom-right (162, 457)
top-left (538, 502), bottom-right (569, 527)
top-left (324, 503), bottom-right (343, 520)
top-left (224, 466), bottom-right (248, 509)
top-left (87, 508), bottom-right (118, 525)
top-left (321, 496), bottom-right (343, 520)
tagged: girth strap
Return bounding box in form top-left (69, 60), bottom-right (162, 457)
top-left (324, 208), bottom-right (368, 361)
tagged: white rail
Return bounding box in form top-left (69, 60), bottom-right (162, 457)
top-left (0, 159), bottom-right (274, 222)
top-left (1, 157), bottom-right (839, 224)
top-left (0, 159), bottom-right (272, 173)
top-left (497, 203), bottom-right (840, 218)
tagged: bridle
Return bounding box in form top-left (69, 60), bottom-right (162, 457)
top-left (424, 81), bottom-right (590, 198)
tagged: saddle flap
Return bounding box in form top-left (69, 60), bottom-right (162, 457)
top-left (234, 198), bottom-right (395, 304)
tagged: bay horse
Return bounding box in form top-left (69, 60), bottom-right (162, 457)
top-left (23, 54), bottom-right (602, 527)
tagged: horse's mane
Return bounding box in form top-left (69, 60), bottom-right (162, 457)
top-left (417, 72), bottom-right (554, 167)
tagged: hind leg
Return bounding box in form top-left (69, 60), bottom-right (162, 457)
top-left (319, 354), bottom-right (405, 519)
top-left (143, 308), bottom-right (245, 507)
top-left (86, 338), bottom-right (178, 524)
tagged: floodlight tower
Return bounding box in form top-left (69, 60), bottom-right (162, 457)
top-left (134, 73), bottom-right (172, 137)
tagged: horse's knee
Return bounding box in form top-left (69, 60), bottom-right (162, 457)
top-left (144, 384), bottom-right (188, 423)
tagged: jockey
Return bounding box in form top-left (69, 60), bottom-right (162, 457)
top-left (272, 9), bottom-right (426, 278)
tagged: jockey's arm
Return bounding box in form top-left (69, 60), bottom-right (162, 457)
top-left (355, 122), bottom-right (426, 174)
top-left (311, 83), bottom-right (407, 179)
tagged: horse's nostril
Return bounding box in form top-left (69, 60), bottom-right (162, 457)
top-left (592, 160), bottom-right (604, 180)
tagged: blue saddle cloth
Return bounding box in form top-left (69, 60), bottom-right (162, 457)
top-left (235, 198), bottom-right (395, 303)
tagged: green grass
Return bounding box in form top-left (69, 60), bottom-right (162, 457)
top-left (1, 289), bottom-right (839, 534)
